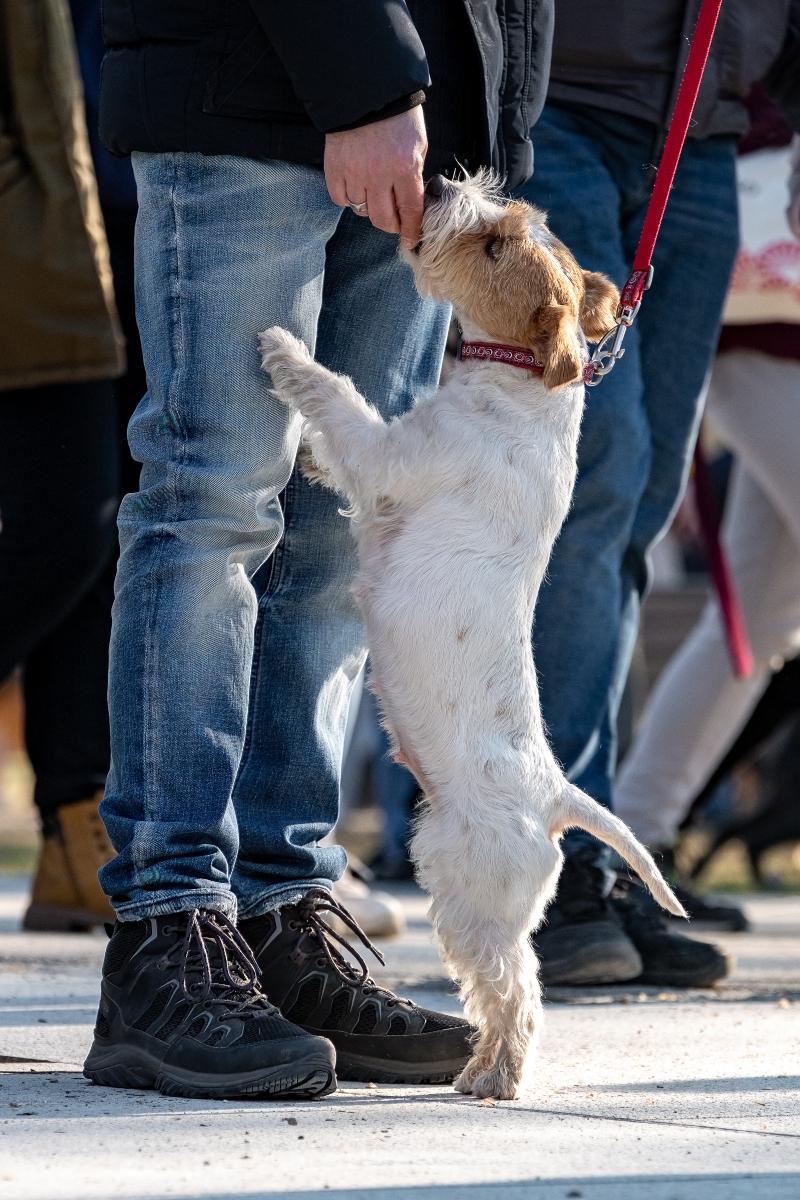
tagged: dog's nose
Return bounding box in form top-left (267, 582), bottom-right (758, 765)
top-left (425, 174), bottom-right (447, 198)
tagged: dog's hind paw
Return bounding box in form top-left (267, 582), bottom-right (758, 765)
top-left (455, 1056), bottom-right (523, 1101)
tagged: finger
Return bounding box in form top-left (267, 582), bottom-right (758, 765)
top-left (347, 194), bottom-right (370, 217)
top-left (324, 162), bottom-right (349, 209)
top-left (393, 176), bottom-right (425, 249)
top-left (367, 185), bottom-right (401, 237)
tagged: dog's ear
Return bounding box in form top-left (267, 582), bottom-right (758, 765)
top-left (531, 304), bottom-right (583, 390)
top-left (580, 270), bottom-right (619, 341)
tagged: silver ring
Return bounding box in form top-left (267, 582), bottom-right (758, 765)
top-left (348, 199), bottom-right (368, 215)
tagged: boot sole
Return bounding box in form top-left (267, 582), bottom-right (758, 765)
top-left (539, 943), bottom-right (643, 987)
top-left (668, 915), bottom-right (750, 933)
top-left (23, 903), bottom-right (112, 932)
top-left (636, 953), bottom-right (734, 989)
top-left (83, 1042), bottom-right (337, 1100)
top-left (333, 1051), bottom-right (469, 1085)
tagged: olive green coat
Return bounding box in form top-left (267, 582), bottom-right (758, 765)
top-left (0, 0), bottom-right (124, 391)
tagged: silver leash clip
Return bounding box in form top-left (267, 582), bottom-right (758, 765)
top-left (586, 265), bottom-right (653, 387)
top-left (585, 301), bottom-right (640, 387)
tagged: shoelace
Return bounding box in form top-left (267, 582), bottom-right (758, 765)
top-left (293, 890), bottom-right (389, 988)
top-left (165, 909), bottom-right (275, 1015)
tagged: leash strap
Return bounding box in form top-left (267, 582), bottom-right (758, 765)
top-left (587, 0), bottom-right (726, 386)
top-left (692, 439), bottom-right (754, 679)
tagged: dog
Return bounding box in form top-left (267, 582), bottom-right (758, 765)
top-left (258, 172), bottom-right (685, 1101)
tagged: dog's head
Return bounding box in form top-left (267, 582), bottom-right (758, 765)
top-left (403, 172), bottom-right (619, 390)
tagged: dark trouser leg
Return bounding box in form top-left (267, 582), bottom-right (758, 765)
top-left (0, 381), bottom-right (119, 814)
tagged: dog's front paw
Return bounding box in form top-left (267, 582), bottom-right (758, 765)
top-left (258, 326), bottom-right (314, 404)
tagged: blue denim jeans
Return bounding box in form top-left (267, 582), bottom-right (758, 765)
top-left (99, 153), bottom-right (449, 920)
top-left (516, 104), bottom-right (739, 850)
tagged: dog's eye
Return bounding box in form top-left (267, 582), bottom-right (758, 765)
top-left (485, 237), bottom-right (501, 260)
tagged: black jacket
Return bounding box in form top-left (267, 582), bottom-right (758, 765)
top-left (547, 0), bottom-right (800, 140)
top-left (99, 0), bottom-right (553, 190)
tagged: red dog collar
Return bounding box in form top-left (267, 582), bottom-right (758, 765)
top-left (460, 341), bottom-right (544, 372)
top-left (460, 340), bottom-right (596, 384)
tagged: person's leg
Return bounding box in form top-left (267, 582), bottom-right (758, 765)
top-left (515, 104), bottom-right (651, 814)
top-left (0, 382), bottom-right (118, 684)
top-left (0, 382), bottom-right (119, 930)
top-left (615, 351), bottom-right (800, 847)
top-left (25, 562), bottom-right (115, 818)
top-left (580, 131), bottom-right (737, 988)
top-left (615, 465), bottom-right (799, 845)
top-left (99, 153), bottom-right (344, 921)
top-left (90, 153), bottom-right (473, 1095)
top-left (514, 106), bottom-right (652, 984)
top-left (518, 105), bottom-right (735, 987)
top-left (616, 131), bottom-right (740, 731)
top-left (523, 112), bottom-right (738, 811)
top-left (22, 560), bottom-right (119, 930)
top-left (231, 210), bottom-right (449, 916)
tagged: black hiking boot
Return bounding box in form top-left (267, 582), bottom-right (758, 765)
top-left (83, 909), bottom-right (337, 1099)
top-left (239, 890), bottom-right (475, 1085)
top-left (531, 847), bottom-right (643, 986)
top-left (612, 878), bottom-right (733, 988)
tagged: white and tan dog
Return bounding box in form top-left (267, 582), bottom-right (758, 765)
top-left (259, 172), bottom-right (685, 1101)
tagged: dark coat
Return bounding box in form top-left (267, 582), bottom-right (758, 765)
top-left (98, 0), bottom-right (554, 189)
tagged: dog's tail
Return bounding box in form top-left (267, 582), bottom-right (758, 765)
top-left (558, 785), bottom-right (687, 918)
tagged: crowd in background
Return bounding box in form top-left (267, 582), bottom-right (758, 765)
top-left (1, 0), bottom-right (800, 989)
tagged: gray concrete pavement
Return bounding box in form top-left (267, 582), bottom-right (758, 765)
top-left (1, 877), bottom-right (799, 1200)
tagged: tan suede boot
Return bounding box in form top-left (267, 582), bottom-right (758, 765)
top-left (23, 789), bottom-right (116, 931)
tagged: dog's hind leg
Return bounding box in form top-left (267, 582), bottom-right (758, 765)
top-left (259, 326), bottom-right (390, 498)
top-left (412, 797), bottom-right (561, 1100)
top-left (451, 936), bottom-right (543, 1101)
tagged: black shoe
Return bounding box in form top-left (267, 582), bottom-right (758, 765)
top-left (531, 848), bottom-right (643, 986)
top-left (83, 909), bottom-right (337, 1099)
top-left (612, 880), bottom-right (733, 988)
top-left (654, 851), bottom-right (749, 931)
top-left (240, 890), bottom-right (474, 1085)
top-left (670, 884), bottom-right (749, 932)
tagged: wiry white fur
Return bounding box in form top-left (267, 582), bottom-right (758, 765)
top-left (258, 176), bottom-right (684, 1101)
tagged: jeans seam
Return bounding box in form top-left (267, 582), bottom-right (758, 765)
top-left (142, 154), bottom-right (189, 825)
top-left (237, 472), bottom-right (295, 765)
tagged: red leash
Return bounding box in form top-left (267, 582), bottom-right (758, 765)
top-left (692, 440), bottom-right (754, 679)
top-left (586, 0), bottom-right (754, 678)
top-left (587, 0), bottom-right (726, 383)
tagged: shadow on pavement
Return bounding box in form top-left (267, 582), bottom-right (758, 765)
top-left (131, 1172), bottom-right (800, 1199)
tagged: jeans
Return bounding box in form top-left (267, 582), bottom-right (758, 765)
top-left (515, 103), bottom-right (738, 849)
top-left (100, 153), bottom-right (449, 922)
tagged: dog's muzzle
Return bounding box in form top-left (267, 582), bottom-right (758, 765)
top-left (425, 174), bottom-right (447, 198)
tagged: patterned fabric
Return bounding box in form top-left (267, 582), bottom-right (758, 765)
top-left (460, 341), bottom-right (544, 371)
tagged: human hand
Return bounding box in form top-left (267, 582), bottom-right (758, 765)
top-left (324, 106), bottom-right (427, 249)
top-left (788, 134), bottom-right (800, 241)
